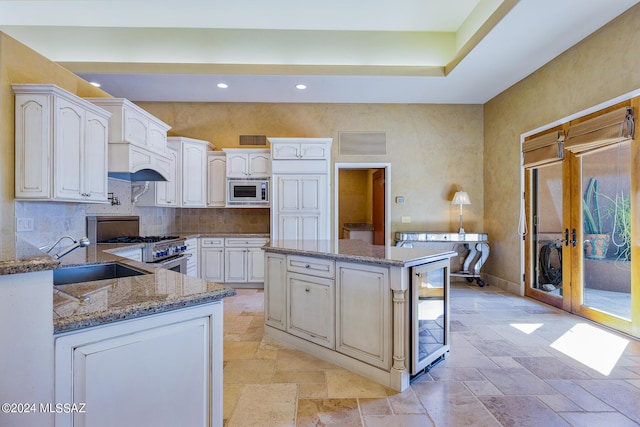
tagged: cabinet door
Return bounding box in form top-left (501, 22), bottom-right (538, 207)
top-left (83, 110), bottom-right (109, 202)
top-left (264, 253), bottom-right (287, 330)
top-left (247, 247), bottom-right (265, 282)
top-left (271, 143), bottom-right (300, 159)
top-left (336, 263), bottom-right (390, 369)
top-left (185, 238), bottom-right (198, 278)
top-left (56, 315), bottom-right (212, 427)
top-left (123, 106), bottom-right (148, 148)
top-left (182, 142), bottom-right (206, 207)
top-left (15, 94), bottom-right (51, 198)
top-left (248, 152), bottom-right (271, 177)
top-left (207, 154), bottom-right (226, 207)
top-left (147, 121), bottom-right (167, 154)
top-left (156, 147), bottom-right (179, 206)
top-left (226, 153), bottom-right (249, 177)
top-left (201, 247), bottom-right (225, 282)
top-left (276, 175), bottom-right (324, 212)
top-left (277, 215), bottom-right (321, 250)
top-left (288, 272), bottom-right (335, 348)
top-left (225, 248), bottom-right (247, 282)
top-left (54, 97), bottom-right (84, 200)
top-left (300, 143), bottom-right (329, 159)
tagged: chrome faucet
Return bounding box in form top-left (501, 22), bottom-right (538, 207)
top-left (39, 236), bottom-right (91, 259)
top-left (39, 236), bottom-right (76, 253)
top-left (54, 237), bottom-right (90, 259)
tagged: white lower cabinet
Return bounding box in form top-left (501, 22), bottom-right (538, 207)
top-left (54, 303), bottom-right (223, 427)
top-left (224, 247), bottom-right (247, 282)
top-left (264, 252), bottom-right (286, 330)
top-left (336, 262), bottom-right (390, 369)
top-left (200, 238), bottom-right (225, 283)
top-left (287, 272), bottom-right (335, 348)
top-left (185, 237), bottom-right (198, 277)
top-left (264, 253), bottom-right (392, 368)
top-left (200, 237), bottom-right (267, 285)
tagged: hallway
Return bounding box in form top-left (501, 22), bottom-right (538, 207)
top-left (222, 284), bottom-right (640, 426)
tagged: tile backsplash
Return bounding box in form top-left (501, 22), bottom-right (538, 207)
top-left (16, 178), bottom-right (176, 249)
top-left (15, 178), bottom-right (270, 249)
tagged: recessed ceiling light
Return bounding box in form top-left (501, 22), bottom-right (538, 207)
top-left (217, 83), bottom-right (228, 89)
top-left (295, 84), bottom-right (307, 90)
top-left (89, 81), bottom-right (101, 88)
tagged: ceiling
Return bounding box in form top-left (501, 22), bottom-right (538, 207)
top-left (1, 0), bottom-right (638, 104)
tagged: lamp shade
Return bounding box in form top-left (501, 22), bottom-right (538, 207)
top-left (451, 191), bottom-right (471, 205)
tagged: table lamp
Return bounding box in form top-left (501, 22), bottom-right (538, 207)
top-left (451, 191), bottom-right (471, 234)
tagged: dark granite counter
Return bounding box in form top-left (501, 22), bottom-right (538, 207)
top-left (264, 239), bottom-right (456, 268)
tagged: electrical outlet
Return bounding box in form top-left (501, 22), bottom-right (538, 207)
top-left (17, 218), bottom-right (34, 232)
top-left (401, 216), bottom-right (411, 223)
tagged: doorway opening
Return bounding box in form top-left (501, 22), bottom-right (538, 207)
top-left (334, 163), bottom-right (391, 247)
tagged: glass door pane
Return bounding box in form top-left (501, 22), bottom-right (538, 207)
top-left (579, 142), bottom-right (631, 320)
top-left (529, 163), bottom-right (564, 304)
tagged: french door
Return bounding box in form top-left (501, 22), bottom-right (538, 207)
top-left (525, 100), bottom-right (639, 338)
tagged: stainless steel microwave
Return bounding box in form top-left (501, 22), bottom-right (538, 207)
top-left (227, 178), bottom-right (269, 206)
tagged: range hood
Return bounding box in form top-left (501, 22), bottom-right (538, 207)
top-left (108, 169), bottom-right (167, 181)
top-left (107, 143), bottom-right (171, 181)
top-left (84, 97), bottom-right (172, 182)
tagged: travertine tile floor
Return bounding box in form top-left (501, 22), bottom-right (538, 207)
top-left (222, 284), bottom-right (640, 426)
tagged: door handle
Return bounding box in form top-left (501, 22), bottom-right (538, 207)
top-left (562, 229), bottom-right (569, 247)
top-left (571, 228), bottom-right (577, 247)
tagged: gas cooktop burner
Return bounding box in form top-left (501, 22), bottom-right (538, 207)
top-left (98, 236), bottom-right (180, 244)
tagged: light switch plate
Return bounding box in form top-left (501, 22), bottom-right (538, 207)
top-left (401, 216), bottom-right (411, 223)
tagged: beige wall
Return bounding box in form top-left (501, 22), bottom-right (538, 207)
top-left (483, 4), bottom-right (640, 290)
top-left (137, 102), bottom-right (485, 240)
top-left (0, 33), bottom-right (109, 237)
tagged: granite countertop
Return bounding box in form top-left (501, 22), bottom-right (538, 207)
top-left (264, 239), bottom-right (456, 268)
top-left (1, 235), bottom-right (236, 334)
top-left (52, 243), bottom-right (236, 334)
top-left (0, 236), bottom-right (60, 275)
top-left (53, 266), bottom-right (235, 334)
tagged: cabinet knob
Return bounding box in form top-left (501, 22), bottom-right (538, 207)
top-left (305, 287), bottom-right (310, 292)
top-left (305, 264), bottom-right (310, 268)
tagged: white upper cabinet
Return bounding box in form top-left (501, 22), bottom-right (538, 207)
top-left (13, 84), bottom-right (111, 202)
top-left (222, 149), bottom-right (271, 178)
top-left (270, 138), bottom-right (331, 160)
top-left (85, 97), bottom-right (172, 180)
top-left (168, 137), bottom-right (212, 208)
top-left (155, 144), bottom-right (179, 206)
top-left (207, 151), bottom-right (226, 207)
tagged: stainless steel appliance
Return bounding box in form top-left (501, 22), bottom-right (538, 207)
top-left (227, 178), bottom-right (269, 206)
top-left (87, 216), bottom-right (188, 273)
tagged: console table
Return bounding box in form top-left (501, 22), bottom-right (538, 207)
top-left (394, 232), bottom-right (490, 287)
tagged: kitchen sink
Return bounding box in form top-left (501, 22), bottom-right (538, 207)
top-left (53, 263), bottom-right (148, 285)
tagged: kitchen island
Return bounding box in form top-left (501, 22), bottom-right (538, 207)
top-left (0, 236), bottom-right (234, 427)
top-left (263, 239), bottom-right (456, 392)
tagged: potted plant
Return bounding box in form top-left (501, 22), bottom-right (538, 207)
top-left (603, 191), bottom-right (631, 262)
top-left (582, 178), bottom-right (611, 259)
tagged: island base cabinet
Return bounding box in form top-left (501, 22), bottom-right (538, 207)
top-left (287, 273), bottom-right (335, 348)
top-left (54, 303), bottom-right (223, 427)
top-left (264, 252), bottom-right (286, 330)
top-left (336, 263), bottom-right (391, 370)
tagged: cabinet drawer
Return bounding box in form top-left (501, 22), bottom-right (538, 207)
top-left (287, 255), bottom-right (335, 278)
top-left (225, 237), bottom-right (268, 248)
top-left (200, 238), bottom-right (224, 248)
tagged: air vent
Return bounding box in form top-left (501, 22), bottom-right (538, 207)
top-left (239, 135), bottom-right (267, 146)
top-left (339, 132), bottom-right (387, 155)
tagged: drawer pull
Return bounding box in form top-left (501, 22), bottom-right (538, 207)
top-left (305, 264), bottom-right (310, 268)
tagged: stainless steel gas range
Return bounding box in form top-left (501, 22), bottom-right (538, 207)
top-left (87, 216), bottom-right (188, 273)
